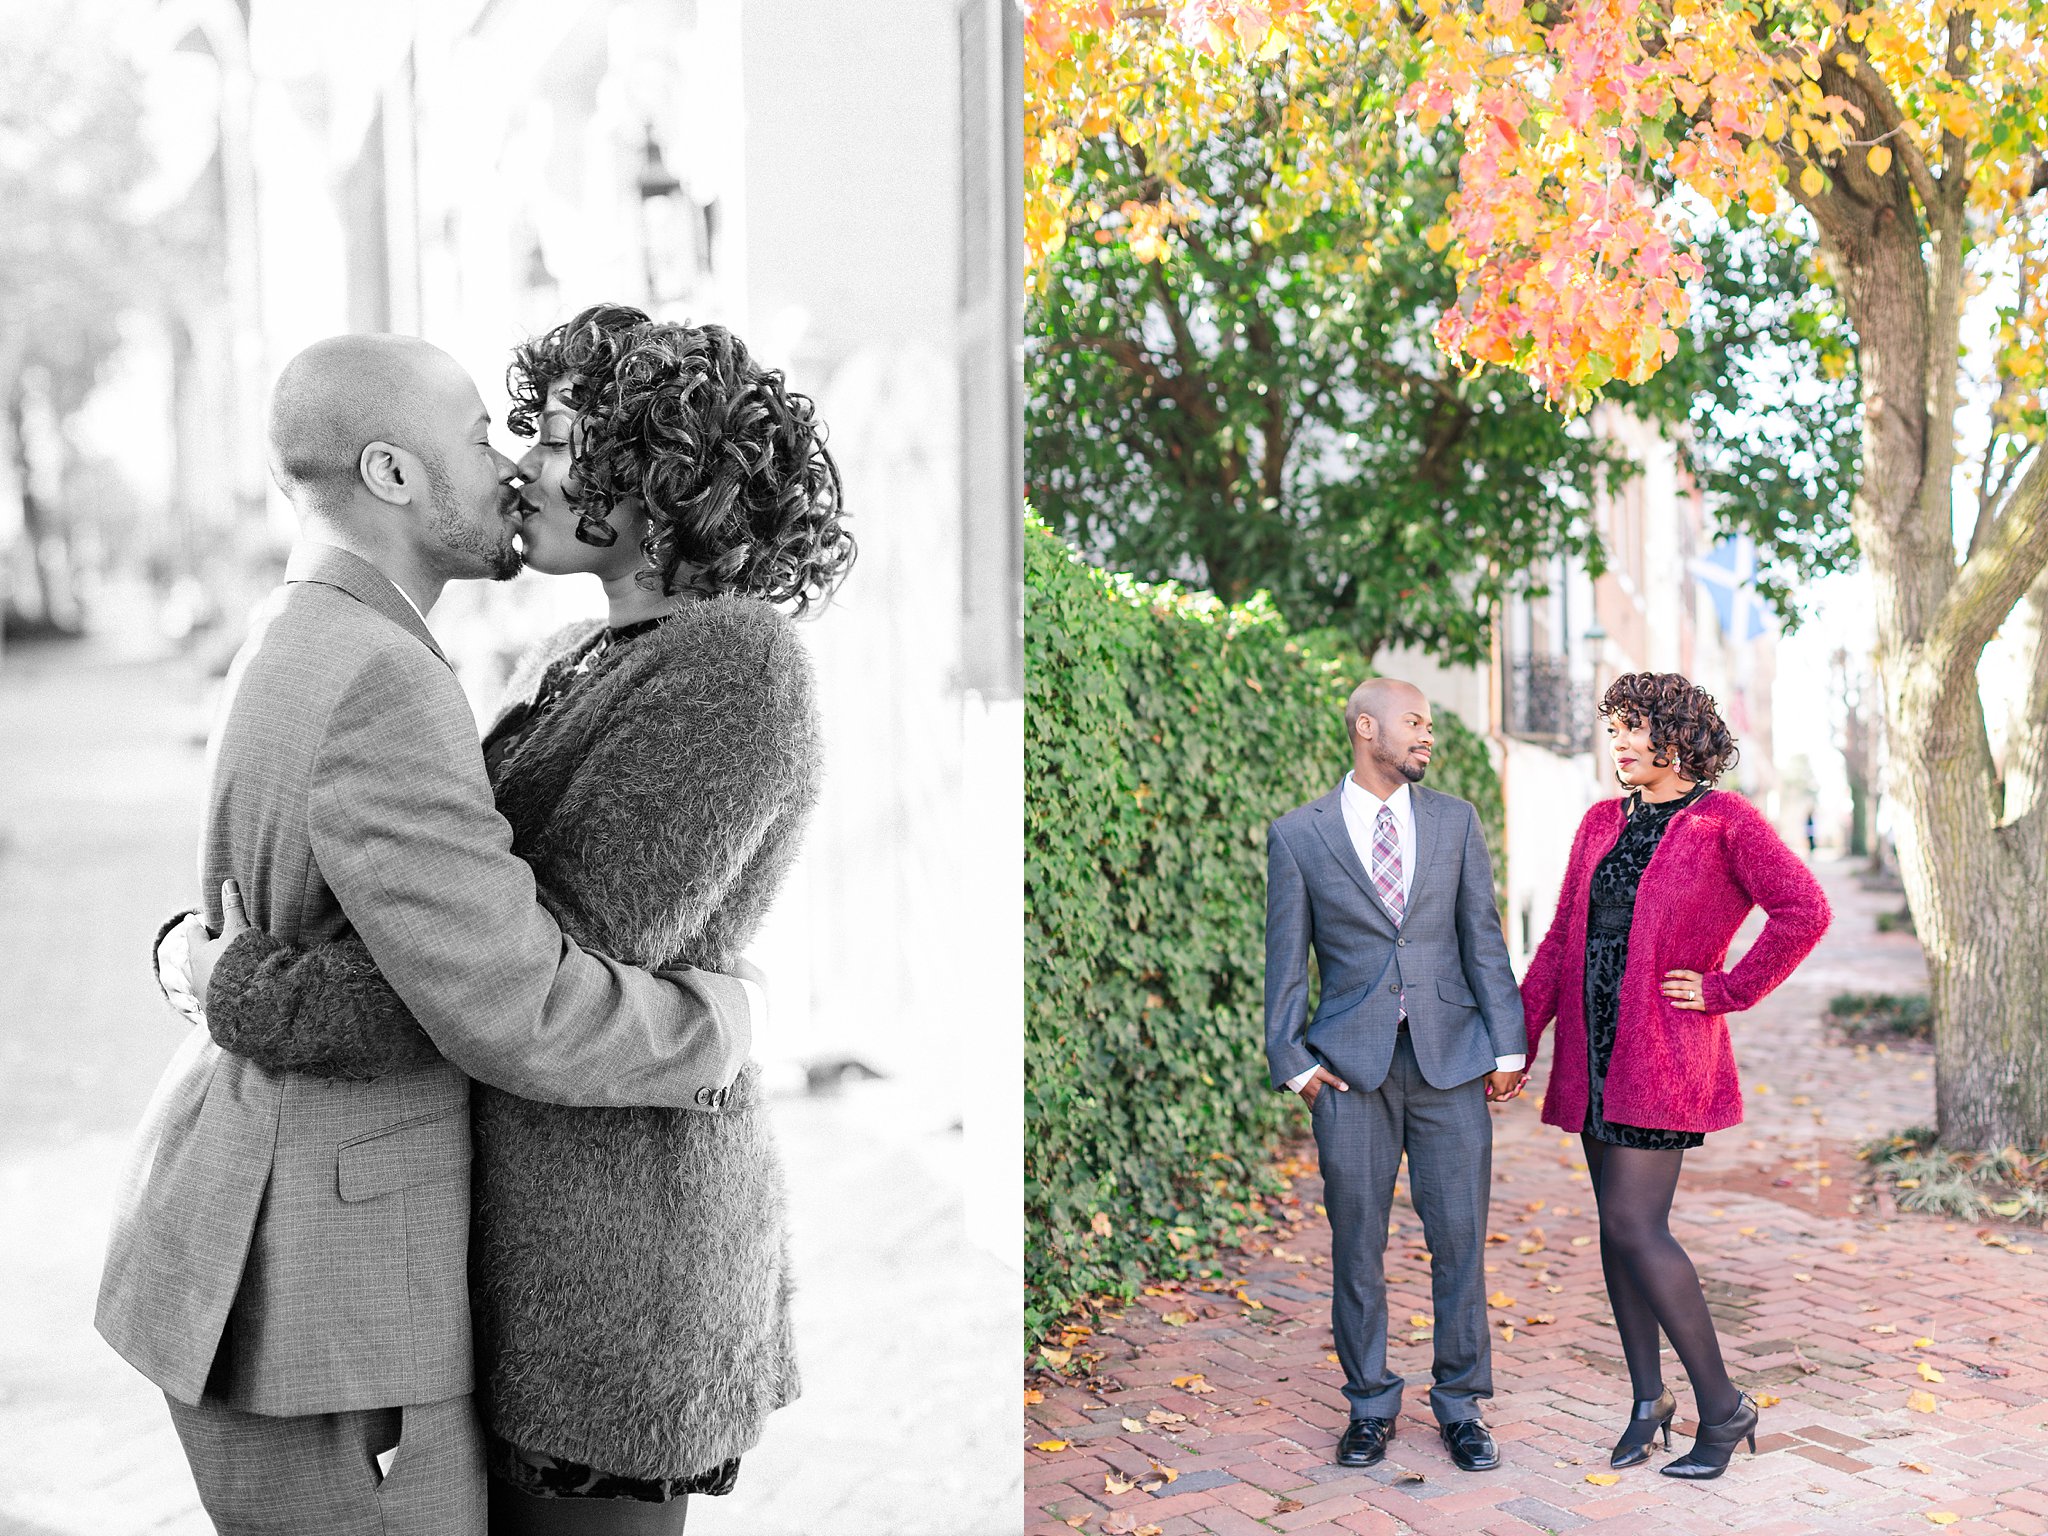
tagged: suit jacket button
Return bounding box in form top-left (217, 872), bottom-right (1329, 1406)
top-left (694, 1086), bottom-right (710, 1106)
top-left (1388, 982), bottom-right (1400, 994)
top-left (1397, 938), bottom-right (1407, 947)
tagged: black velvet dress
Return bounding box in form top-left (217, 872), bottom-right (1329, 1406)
top-left (1582, 781), bottom-right (1711, 1149)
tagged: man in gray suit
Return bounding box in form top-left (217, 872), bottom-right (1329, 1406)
top-left (1264, 678), bottom-right (1528, 1473)
top-left (97, 335), bottom-right (756, 1535)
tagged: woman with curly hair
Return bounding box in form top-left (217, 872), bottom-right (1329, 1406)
top-left (180, 302), bottom-right (854, 1532)
top-left (1517, 672), bottom-right (1828, 1482)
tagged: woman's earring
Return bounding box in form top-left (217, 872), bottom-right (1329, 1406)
top-left (573, 509), bottom-right (619, 547)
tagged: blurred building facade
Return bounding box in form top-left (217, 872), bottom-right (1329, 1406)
top-left (1377, 408), bottom-right (1781, 968)
top-left (56, 0), bottom-right (1022, 1255)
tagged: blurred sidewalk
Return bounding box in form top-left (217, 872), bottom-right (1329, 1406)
top-left (1025, 857), bottom-right (2048, 1536)
top-left (0, 641), bottom-right (1020, 1536)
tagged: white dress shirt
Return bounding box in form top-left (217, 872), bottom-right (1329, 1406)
top-left (1287, 774), bottom-right (1525, 1092)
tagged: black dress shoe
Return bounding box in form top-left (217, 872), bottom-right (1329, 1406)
top-left (1439, 1418), bottom-right (1501, 1471)
top-left (1336, 1416), bottom-right (1395, 1466)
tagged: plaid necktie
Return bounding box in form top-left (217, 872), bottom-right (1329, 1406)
top-left (1371, 803), bottom-right (1405, 922)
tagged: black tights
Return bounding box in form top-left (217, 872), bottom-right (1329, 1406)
top-left (1582, 1135), bottom-right (1740, 1425)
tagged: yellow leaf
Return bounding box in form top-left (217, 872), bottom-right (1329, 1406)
top-left (1907, 1390), bottom-right (1939, 1412)
top-left (1914, 1337), bottom-right (1932, 1349)
top-left (1488, 1292), bottom-right (1516, 1308)
top-left (1501, 1324), bottom-right (1516, 1342)
top-left (1926, 1516), bottom-right (1959, 1527)
top-left (1795, 1273), bottom-right (1813, 1283)
top-left (1872, 1324), bottom-right (1897, 1335)
top-left (1918, 1361), bottom-right (1945, 1382)
top-left (1410, 1313), bottom-right (1433, 1327)
top-left (1122, 1416), bottom-right (1143, 1432)
top-left (1325, 1352), bottom-right (1340, 1363)
top-left (1105, 1472), bottom-right (1136, 1494)
top-left (1173, 1374), bottom-right (1215, 1394)
top-left (1162, 1310), bottom-right (1194, 1326)
top-left (1024, 1389), bottom-right (1044, 1404)
top-left (1868, 144), bottom-right (1893, 177)
top-left (1034, 1439), bottom-right (1070, 1452)
top-left (1585, 1471), bottom-right (1621, 1485)
top-left (1754, 1393), bottom-right (1782, 1408)
top-left (1571, 1236), bottom-right (1593, 1247)
top-left (1146, 1409), bottom-right (1187, 1426)
top-left (1040, 1347), bottom-right (1072, 1368)
top-left (1800, 165), bottom-right (1827, 197)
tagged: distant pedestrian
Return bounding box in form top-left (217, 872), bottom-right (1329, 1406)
top-left (1805, 811), bottom-right (1818, 853)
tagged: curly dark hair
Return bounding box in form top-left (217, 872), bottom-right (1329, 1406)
top-left (507, 303), bottom-right (854, 612)
top-left (1599, 671), bottom-right (1740, 787)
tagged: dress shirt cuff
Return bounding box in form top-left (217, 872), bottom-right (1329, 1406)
top-left (1284, 1065), bottom-right (1318, 1094)
top-left (1494, 1054), bottom-right (1527, 1073)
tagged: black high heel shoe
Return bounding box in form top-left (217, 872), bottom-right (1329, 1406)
top-left (1660, 1392), bottom-right (1760, 1480)
top-left (1610, 1387), bottom-right (1675, 1469)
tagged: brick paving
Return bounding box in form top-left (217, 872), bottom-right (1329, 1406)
top-left (1027, 856), bottom-right (2048, 1536)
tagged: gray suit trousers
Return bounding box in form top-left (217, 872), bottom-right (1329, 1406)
top-left (166, 1390), bottom-right (484, 1535)
top-left (1310, 1031), bottom-right (1492, 1425)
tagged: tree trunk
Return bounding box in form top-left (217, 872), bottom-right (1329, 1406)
top-left (1825, 181), bottom-right (2048, 1148)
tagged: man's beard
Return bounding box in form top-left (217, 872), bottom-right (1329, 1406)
top-left (1376, 740), bottom-right (1427, 783)
top-left (422, 451), bottom-right (522, 581)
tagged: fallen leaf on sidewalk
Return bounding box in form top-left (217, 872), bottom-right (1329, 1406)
top-left (1136, 1464), bottom-right (1178, 1492)
top-left (1585, 1472), bottom-right (1620, 1485)
top-left (1024, 1389), bottom-right (1044, 1404)
top-left (1907, 1391), bottom-right (1939, 1413)
top-left (1871, 1325), bottom-right (1897, 1335)
top-left (1794, 1273), bottom-right (1812, 1283)
top-left (1033, 1439), bottom-right (1070, 1452)
top-left (1917, 1362), bottom-right (1945, 1383)
top-left (1739, 1226), bottom-right (1758, 1237)
top-left (1274, 1499), bottom-right (1305, 1514)
top-left (1487, 1291), bottom-right (1516, 1307)
top-left (1570, 1236), bottom-right (1592, 1247)
top-left (1104, 1472), bottom-right (1135, 1495)
top-left (1524, 1313), bottom-right (1555, 1325)
top-left (1162, 1311), bottom-right (1194, 1326)
top-left (1121, 1417), bottom-right (1144, 1432)
top-left (1913, 1337), bottom-right (1932, 1348)
top-left (1500, 1323), bottom-right (1516, 1342)
top-left (1395, 1472), bottom-right (1425, 1485)
top-left (1040, 1347), bottom-right (1072, 1368)
top-left (1900, 1460), bottom-right (1933, 1474)
top-left (1519, 1229), bottom-right (1547, 1253)
top-left (1754, 1393), bottom-right (1782, 1408)
top-left (1409, 1313), bottom-right (1433, 1327)
top-left (1172, 1374), bottom-right (1215, 1393)
top-left (1924, 1514), bottom-right (1959, 1526)
top-left (1146, 1409), bottom-right (1187, 1426)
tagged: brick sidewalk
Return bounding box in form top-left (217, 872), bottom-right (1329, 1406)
top-left (1027, 857), bottom-right (2048, 1536)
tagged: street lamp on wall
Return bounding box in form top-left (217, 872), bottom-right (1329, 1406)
top-left (635, 126), bottom-right (714, 308)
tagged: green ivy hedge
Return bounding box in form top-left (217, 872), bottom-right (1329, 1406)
top-left (1023, 518), bottom-right (1505, 1341)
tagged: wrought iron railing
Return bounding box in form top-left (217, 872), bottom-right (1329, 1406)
top-left (1504, 653), bottom-right (1596, 755)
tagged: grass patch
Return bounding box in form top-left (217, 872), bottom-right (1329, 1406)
top-left (1826, 991), bottom-right (1931, 1044)
top-left (1875, 905), bottom-right (1916, 934)
top-left (1860, 1126), bottom-right (2048, 1225)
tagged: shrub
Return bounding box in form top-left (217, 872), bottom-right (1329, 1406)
top-left (1024, 519), bottom-right (1504, 1341)
top-left (1826, 991), bottom-right (1932, 1044)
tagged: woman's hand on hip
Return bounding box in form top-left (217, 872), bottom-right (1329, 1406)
top-left (1662, 968), bottom-right (1706, 1011)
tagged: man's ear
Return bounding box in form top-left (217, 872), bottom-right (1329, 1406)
top-left (359, 441), bottom-right (420, 507)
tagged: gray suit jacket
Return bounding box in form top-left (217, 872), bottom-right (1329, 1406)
top-left (96, 544), bottom-right (753, 1416)
top-left (1264, 781), bottom-right (1525, 1093)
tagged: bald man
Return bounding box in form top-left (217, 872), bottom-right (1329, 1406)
top-left (97, 335), bottom-right (757, 1535)
top-left (1264, 678), bottom-right (1527, 1474)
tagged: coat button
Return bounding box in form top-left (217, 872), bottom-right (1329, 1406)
top-left (1397, 938), bottom-right (1407, 947)
top-left (1388, 982), bottom-right (1400, 994)
top-left (694, 1086), bottom-right (710, 1106)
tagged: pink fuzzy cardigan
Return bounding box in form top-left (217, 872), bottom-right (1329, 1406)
top-left (1520, 789), bottom-right (1830, 1135)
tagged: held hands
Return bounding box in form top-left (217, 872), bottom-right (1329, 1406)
top-left (1296, 1064), bottom-right (1349, 1107)
top-left (1662, 968), bottom-right (1707, 1012)
top-left (174, 880), bottom-right (250, 1012)
top-left (1484, 1068), bottom-right (1528, 1102)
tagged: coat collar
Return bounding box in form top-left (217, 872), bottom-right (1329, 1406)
top-left (285, 542), bottom-right (449, 668)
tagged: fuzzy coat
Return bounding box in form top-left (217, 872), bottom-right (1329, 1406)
top-left (1520, 789), bottom-right (1830, 1135)
top-left (204, 596), bottom-right (817, 1479)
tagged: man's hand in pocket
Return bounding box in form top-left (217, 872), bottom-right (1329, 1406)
top-left (1297, 1065), bottom-right (1350, 1107)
